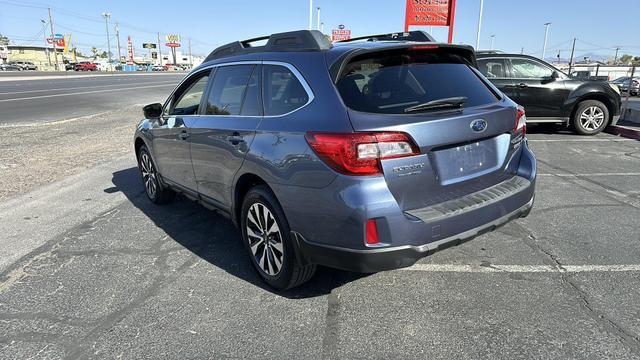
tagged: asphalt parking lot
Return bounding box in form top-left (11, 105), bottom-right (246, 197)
top-left (0, 123), bottom-right (638, 359)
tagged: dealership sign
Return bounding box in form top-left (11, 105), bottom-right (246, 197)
top-left (404, 0), bottom-right (457, 42)
top-left (165, 34), bottom-right (181, 48)
top-left (331, 29), bottom-right (351, 42)
top-left (46, 33), bottom-right (65, 48)
top-left (142, 43), bottom-right (157, 49)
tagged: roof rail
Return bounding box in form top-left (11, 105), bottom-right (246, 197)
top-left (204, 30), bottom-right (331, 62)
top-left (338, 31), bottom-right (435, 43)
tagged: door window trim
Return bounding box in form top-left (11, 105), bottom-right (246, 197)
top-left (162, 68), bottom-right (214, 116)
top-left (163, 60), bottom-right (315, 119)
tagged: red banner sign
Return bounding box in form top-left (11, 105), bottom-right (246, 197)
top-left (404, 0), bottom-right (457, 43)
top-left (331, 29), bottom-right (351, 42)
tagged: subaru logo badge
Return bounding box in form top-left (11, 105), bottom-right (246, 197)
top-left (470, 119), bottom-right (487, 133)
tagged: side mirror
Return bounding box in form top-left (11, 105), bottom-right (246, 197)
top-left (542, 71), bottom-right (559, 84)
top-left (143, 103), bottom-right (162, 119)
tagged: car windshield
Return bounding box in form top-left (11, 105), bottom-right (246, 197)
top-left (336, 48), bottom-right (499, 114)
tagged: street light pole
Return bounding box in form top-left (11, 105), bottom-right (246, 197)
top-left (308, 0), bottom-right (313, 30)
top-left (320, 22), bottom-right (324, 33)
top-left (475, 0), bottom-right (484, 50)
top-left (316, 7), bottom-right (321, 31)
top-left (614, 47), bottom-right (620, 65)
top-left (542, 22), bottom-right (551, 60)
top-left (41, 19), bottom-right (51, 66)
top-left (47, 7), bottom-right (59, 70)
top-left (490, 34), bottom-right (495, 50)
top-left (115, 22), bottom-right (122, 65)
top-left (101, 12), bottom-right (112, 72)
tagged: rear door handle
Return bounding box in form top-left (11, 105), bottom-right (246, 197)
top-left (226, 132), bottom-right (245, 144)
top-left (516, 83), bottom-right (528, 88)
top-left (178, 131), bottom-right (189, 140)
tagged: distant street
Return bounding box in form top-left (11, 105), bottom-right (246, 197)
top-left (0, 73), bottom-right (185, 125)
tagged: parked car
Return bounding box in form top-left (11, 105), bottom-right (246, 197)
top-left (64, 62), bottom-right (76, 71)
top-left (570, 70), bottom-right (608, 81)
top-left (74, 61), bottom-right (97, 71)
top-left (611, 76), bottom-right (639, 96)
top-left (134, 30), bottom-right (536, 290)
top-left (8, 61), bottom-right (37, 70)
top-left (151, 65), bottom-right (165, 71)
top-left (476, 53), bottom-right (621, 135)
top-left (0, 63), bottom-right (22, 71)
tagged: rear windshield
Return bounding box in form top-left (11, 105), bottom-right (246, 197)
top-left (336, 48), bottom-right (499, 114)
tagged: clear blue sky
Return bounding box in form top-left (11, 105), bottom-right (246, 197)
top-left (1, 0), bottom-right (637, 60)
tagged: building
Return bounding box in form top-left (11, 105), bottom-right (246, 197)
top-left (7, 45), bottom-right (64, 70)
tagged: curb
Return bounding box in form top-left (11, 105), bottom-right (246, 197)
top-left (606, 125), bottom-right (640, 140)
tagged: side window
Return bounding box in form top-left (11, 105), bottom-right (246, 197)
top-left (263, 64), bottom-right (309, 116)
top-left (205, 65), bottom-right (254, 115)
top-left (510, 58), bottom-right (553, 79)
top-left (169, 72), bottom-right (210, 115)
top-left (477, 59), bottom-right (508, 78)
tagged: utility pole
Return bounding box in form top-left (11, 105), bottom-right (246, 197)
top-left (101, 12), bottom-right (112, 72)
top-left (521, 47), bottom-right (524, 54)
top-left (115, 22), bottom-right (122, 65)
top-left (157, 32), bottom-right (162, 67)
top-left (188, 37), bottom-right (192, 69)
top-left (41, 19), bottom-right (51, 66)
top-left (320, 22), bottom-right (324, 33)
top-left (316, 7), bottom-right (321, 31)
top-left (489, 34), bottom-right (495, 50)
top-left (613, 47), bottom-right (620, 65)
top-left (475, 0), bottom-right (484, 50)
top-left (308, 0), bottom-right (313, 30)
top-left (568, 37), bottom-right (576, 75)
top-left (47, 7), bottom-right (59, 70)
top-left (542, 22), bottom-right (551, 60)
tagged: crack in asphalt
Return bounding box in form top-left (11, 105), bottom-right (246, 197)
top-left (537, 158), bottom-right (640, 210)
top-left (512, 222), bottom-right (640, 354)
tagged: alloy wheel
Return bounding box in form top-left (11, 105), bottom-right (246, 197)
top-left (579, 106), bottom-right (605, 131)
top-left (246, 203), bottom-right (284, 276)
top-left (140, 153), bottom-right (157, 198)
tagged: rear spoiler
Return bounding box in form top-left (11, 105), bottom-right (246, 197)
top-left (328, 44), bottom-right (477, 82)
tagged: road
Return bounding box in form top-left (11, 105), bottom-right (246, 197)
top-left (0, 73), bottom-right (185, 125)
top-left (1, 123), bottom-right (639, 358)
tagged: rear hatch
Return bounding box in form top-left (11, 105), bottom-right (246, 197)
top-left (333, 45), bottom-right (523, 211)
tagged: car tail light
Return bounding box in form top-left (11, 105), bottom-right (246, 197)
top-left (365, 219), bottom-right (379, 245)
top-left (304, 132), bottom-right (419, 176)
top-left (515, 106), bottom-right (526, 136)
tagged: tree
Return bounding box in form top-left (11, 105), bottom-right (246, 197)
top-left (619, 54), bottom-right (633, 65)
top-left (99, 51), bottom-right (107, 58)
top-left (91, 47), bottom-right (98, 58)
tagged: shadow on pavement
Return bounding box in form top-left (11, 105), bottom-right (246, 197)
top-left (109, 167), bottom-right (367, 299)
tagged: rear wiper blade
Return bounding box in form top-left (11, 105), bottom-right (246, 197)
top-left (403, 96), bottom-right (467, 113)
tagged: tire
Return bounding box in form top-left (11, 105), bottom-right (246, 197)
top-left (241, 185), bottom-right (316, 290)
top-left (137, 145), bottom-right (175, 204)
top-left (572, 100), bottom-right (609, 135)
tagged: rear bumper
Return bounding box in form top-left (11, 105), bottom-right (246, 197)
top-left (277, 139), bottom-right (537, 273)
top-left (293, 195), bottom-right (534, 273)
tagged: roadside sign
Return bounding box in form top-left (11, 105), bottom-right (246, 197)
top-left (151, 51), bottom-right (157, 59)
top-left (332, 29), bottom-right (351, 42)
top-left (165, 34), bottom-right (181, 48)
top-left (142, 43), bottom-right (157, 49)
top-left (404, 0), bottom-right (457, 43)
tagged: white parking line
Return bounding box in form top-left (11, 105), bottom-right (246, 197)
top-left (0, 81), bottom-right (176, 96)
top-left (528, 138), bottom-right (634, 142)
top-left (402, 264), bottom-right (640, 273)
top-left (538, 172), bottom-right (640, 177)
top-left (0, 83), bottom-right (175, 102)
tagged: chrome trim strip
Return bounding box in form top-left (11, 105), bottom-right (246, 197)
top-left (161, 60), bottom-right (314, 119)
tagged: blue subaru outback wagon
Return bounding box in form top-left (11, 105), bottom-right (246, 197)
top-left (134, 30), bottom-right (536, 289)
